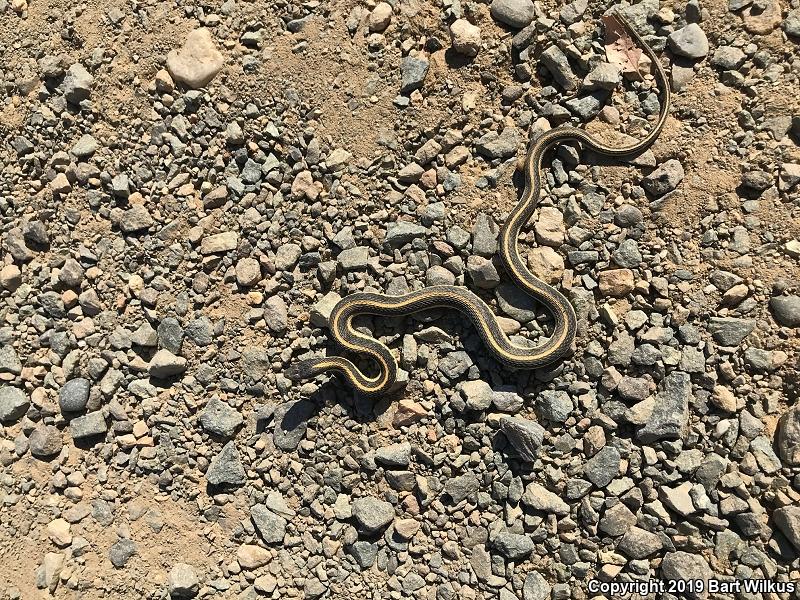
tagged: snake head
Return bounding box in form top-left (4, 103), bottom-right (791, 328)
top-left (284, 363), bottom-right (305, 382)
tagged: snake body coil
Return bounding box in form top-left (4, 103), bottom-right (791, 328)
top-left (288, 14), bottom-right (671, 397)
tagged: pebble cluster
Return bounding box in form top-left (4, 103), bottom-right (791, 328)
top-left (0, 0), bottom-right (799, 598)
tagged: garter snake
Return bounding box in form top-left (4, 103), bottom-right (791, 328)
top-left (287, 13), bottom-right (671, 397)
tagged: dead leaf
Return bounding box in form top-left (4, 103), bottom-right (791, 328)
top-left (602, 14), bottom-right (642, 80)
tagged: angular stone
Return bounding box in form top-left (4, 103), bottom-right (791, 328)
top-left (540, 45), bottom-right (578, 91)
top-left (352, 497), bottom-right (394, 534)
top-left (778, 404), bottom-right (800, 466)
top-left (642, 159), bottom-right (684, 196)
top-left (599, 502), bottom-right (636, 536)
top-left (237, 544), bottom-right (270, 569)
top-left (707, 317), bottom-right (755, 346)
top-left (660, 481), bottom-right (695, 516)
top-left (523, 572), bottom-right (551, 600)
top-left (374, 442), bottom-right (411, 468)
top-left (71, 134), bottom-right (98, 159)
top-left (637, 372), bottom-right (690, 443)
top-left (310, 292), bottom-right (341, 327)
top-left (70, 411), bottom-right (107, 439)
top-left (660, 551), bottom-right (711, 599)
top-left (475, 127), bottom-right (521, 160)
top-left (200, 398), bottom-right (242, 438)
top-left (385, 221), bottom-right (426, 246)
top-left (0, 386), bottom-right (29, 423)
top-left (445, 473), bottom-right (480, 504)
top-left (148, 349), bottom-right (187, 378)
top-left (168, 563), bottom-right (199, 598)
top-left (537, 390), bottom-right (572, 423)
top-left (584, 446), bottom-right (620, 488)
top-left (598, 269), bottom-right (634, 297)
top-left (206, 441), bottom-right (246, 486)
top-left (109, 538), bottom-right (136, 568)
top-left (521, 483), bottom-right (570, 515)
top-left (200, 232), bottom-right (238, 255)
top-left (0, 346), bottom-right (22, 375)
top-left (618, 527), bottom-right (663, 559)
top-left (399, 56), bottom-right (429, 94)
top-left (250, 505), bottom-right (287, 544)
top-left (492, 532), bottom-right (534, 560)
top-left (63, 63), bottom-right (94, 104)
top-left (120, 205), bottom-right (153, 233)
top-left (500, 416), bottom-right (545, 462)
top-left (166, 28), bottom-right (224, 89)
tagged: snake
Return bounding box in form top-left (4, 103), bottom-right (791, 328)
top-left (287, 13), bottom-right (671, 397)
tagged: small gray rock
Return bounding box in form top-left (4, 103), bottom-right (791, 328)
top-left (63, 63), bottom-right (94, 104)
top-left (200, 398), bottom-right (242, 438)
top-left (460, 380), bottom-right (493, 411)
top-left (400, 56), bottom-right (429, 94)
top-left (618, 527), bottom-right (663, 559)
top-left (250, 504), bottom-right (287, 544)
top-left (0, 346), bottom-right (22, 375)
top-left (157, 318), bottom-right (184, 354)
top-left (109, 538), bottom-right (136, 568)
top-left (500, 416), bottom-right (545, 462)
top-left (71, 134), bottom-right (99, 159)
top-left (583, 446), bottom-right (620, 488)
top-left (523, 572), bottom-right (551, 600)
top-left (120, 205), bottom-right (154, 233)
top-left (642, 159), bottom-right (684, 196)
top-left (168, 563), bottom-right (199, 598)
top-left (475, 127), bottom-right (521, 160)
top-left (774, 506), bottom-right (800, 551)
top-left (778, 404), bottom-right (800, 466)
top-left (70, 411), bottom-right (107, 439)
top-left (385, 222), bottom-right (427, 246)
top-left (352, 497), bottom-right (394, 534)
top-left (707, 317), bottom-right (755, 346)
top-left (264, 296), bottom-right (289, 334)
top-left (58, 258), bottom-right (84, 288)
top-left (492, 532), bottom-right (534, 560)
top-left (770, 296), bottom-right (800, 327)
top-left (0, 386), bottom-right (29, 423)
top-left (273, 400), bottom-right (315, 451)
top-left (540, 45), bottom-right (578, 91)
top-left (59, 378), bottom-right (91, 413)
top-left (667, 23), bottom-right (709, 59)
top-left (490, 0), bottom-right (535, 28)
top-left (347, 541), bottom-right (378, 568)
top-left (711, 46), bottom-right (746, 70)
top-left (206, 441), bottom-right (246, 486)
top-left (785, 9), bottom-right (800, 37)
top-left (638, 371), bottom-right (690, 443)
top-left (521, 482), bottom-right (570, 515)
top-left (661, 551), bottom-right (711, 599)
top-left (472, 213), bottom-right (499, 257)
top-left (445, 473), bottom-right (480, 503)
top-left (375, 442), bottom-right (411, 468)
top-left (537, 390), bottom-right (572, 423)
top-left (29, 425), bottom-right (63, 457)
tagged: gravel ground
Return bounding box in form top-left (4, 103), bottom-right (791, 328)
top-left (1, 0), bottom-right (800, 598)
